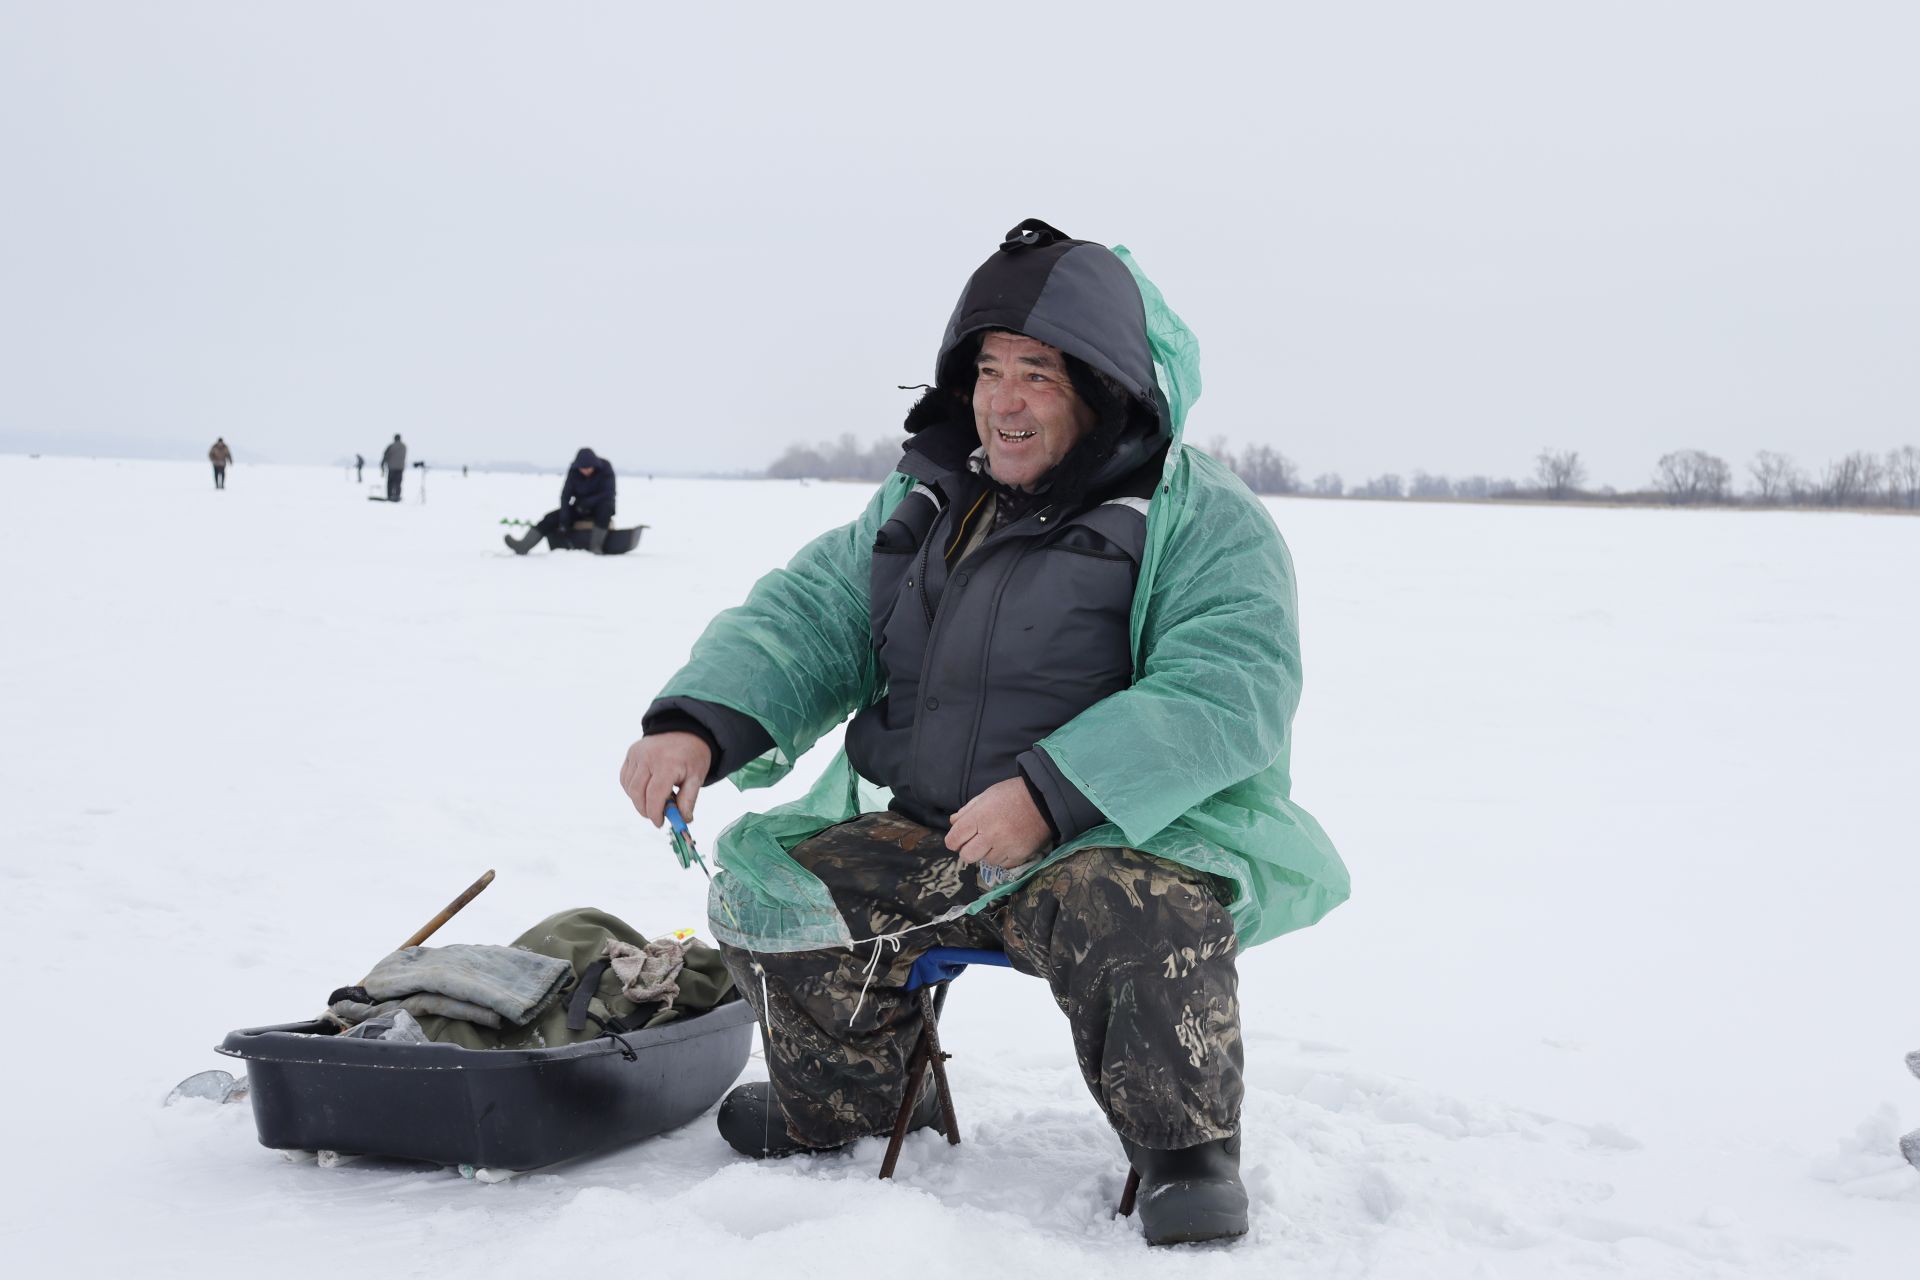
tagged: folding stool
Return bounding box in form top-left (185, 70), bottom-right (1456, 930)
top-left (877, 945), bottom-right (1139, 1216)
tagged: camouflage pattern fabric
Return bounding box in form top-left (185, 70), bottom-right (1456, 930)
top-left (720, 811), bottom-right (1242, 1151)
top-left (414, 907), bottom-right (735, 1051)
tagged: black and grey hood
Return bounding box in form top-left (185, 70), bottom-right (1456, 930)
top-left (903, 219), bottom-right (1171, 499)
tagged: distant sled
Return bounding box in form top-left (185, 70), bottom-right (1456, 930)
top-left (540, 522), bottom-right (648, 555)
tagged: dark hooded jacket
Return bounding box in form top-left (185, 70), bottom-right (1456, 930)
top-left (649, 220), bottom-right (1170, 842)
top-left (560, 449), bottom-right (616, 521)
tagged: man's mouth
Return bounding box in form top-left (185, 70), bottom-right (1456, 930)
top-left (996, 429), bottom-right (1036, 442)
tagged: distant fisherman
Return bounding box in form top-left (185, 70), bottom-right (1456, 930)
top-left (504, 449), bottom-right (617, 554)
top-left (208, 437), bottom-right (232, 490)
top-left (382, 434), bottom-right (407, 502)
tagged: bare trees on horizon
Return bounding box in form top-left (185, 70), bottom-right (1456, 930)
top-left (1652, 450), bottom-right (1734, 504)
top-left (1748, 450), bottom-right (1798, 503)
top-left (1227, 443), bottom-right (1299, 497)
top-left (1205, 440), bottom-right (1920, 511)
top-left (765, 434), bottom-right (1920, 512)
top-left (1533, 449), bottom-right (1587, 500)
top-left (1642, 445), bottom-right (1920, 509)
top-left (766, 434), bottom-right (902, 482)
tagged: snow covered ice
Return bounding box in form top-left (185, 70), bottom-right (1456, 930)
top-left (2, 455), bottom-right (1917, 1278)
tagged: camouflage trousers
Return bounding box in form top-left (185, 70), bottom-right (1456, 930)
top-left (719, 810), bottom-right (1242, 1151)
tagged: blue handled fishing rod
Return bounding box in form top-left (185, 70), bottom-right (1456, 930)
top-left (663, 800), bottom-right (709, 878)
top-left (663, 799), bottom-right (739, 928)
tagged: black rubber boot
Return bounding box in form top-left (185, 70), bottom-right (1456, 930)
top-left (717, 1080), bottom-right (941, 1159)
top-left (502, 527), bottom-right (544, 555)
top-left (1122, 1134), bottom-right (1249, 1246)
top-left (587, 525), bottom-right (608, 555)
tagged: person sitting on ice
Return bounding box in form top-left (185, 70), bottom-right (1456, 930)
top-left (617, 219), bottom-right (1347, 1246)
top-left (504, 448), bottom-right (618, 554)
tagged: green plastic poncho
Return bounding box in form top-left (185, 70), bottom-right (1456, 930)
top-left (658, 247), bottom-right (1348, 953)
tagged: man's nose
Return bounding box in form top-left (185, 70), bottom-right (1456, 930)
top-left (988, 380), bottom-right (1026, 416)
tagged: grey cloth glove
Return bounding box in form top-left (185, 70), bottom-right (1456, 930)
top-left (334, 943), bottom-right (573, 1030)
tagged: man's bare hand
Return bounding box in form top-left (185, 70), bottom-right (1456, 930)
top-left (620, 732), bottom-right (713, 827)
top-left (945, 776), bottom-right (1052, 869)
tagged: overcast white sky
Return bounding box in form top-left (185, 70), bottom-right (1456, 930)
top-left (2, 2), bottom-right (1915, 489)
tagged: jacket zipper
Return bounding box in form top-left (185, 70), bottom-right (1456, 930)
top-left (907, 499), bottom-right (1054, 814)
top-left (915, 522), bottom-right (937, 629)
top-left (956, 538), bottom-right (1031, 804)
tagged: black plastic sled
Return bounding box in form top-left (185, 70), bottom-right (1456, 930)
top-left (217, 998), bottom-right (754, 1171)
top-left (545, 522), bottom-right (647, 554)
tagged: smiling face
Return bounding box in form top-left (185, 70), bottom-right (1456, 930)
top-left (972, 331), bottom-right (1098, 491)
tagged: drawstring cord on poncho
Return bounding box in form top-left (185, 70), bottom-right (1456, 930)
top-left (848, 929), bottom-right (904, 1024)
top-left (660, 802), bottom-right (1018, 1148)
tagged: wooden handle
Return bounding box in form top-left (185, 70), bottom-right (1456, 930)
top-left (398, 869), bottom-right (496, 949)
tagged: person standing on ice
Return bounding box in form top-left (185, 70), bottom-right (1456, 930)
top-left (355, 453), bottom-right (365, 483)
top-left (503, 448), bottom-right (617, 554)
top-left (619, 220), bottom-right (1346, 1246)
top-left (382, 433), bottom-right (407, 502)
top-left (208, 437), bottom-right (232, 489)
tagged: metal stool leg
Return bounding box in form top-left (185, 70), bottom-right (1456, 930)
top-left (879, 1027), bottom-right (932, 1179)
top-left (878, 985), bottom-right (960, 1179)
top-left (918, 987), bottom-right (962, 1146)
top-left (1117, 1166), bottom-right (1141, 1217)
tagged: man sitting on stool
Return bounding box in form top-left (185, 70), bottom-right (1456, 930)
top-left (505, 448), bottom-right (617, 554)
